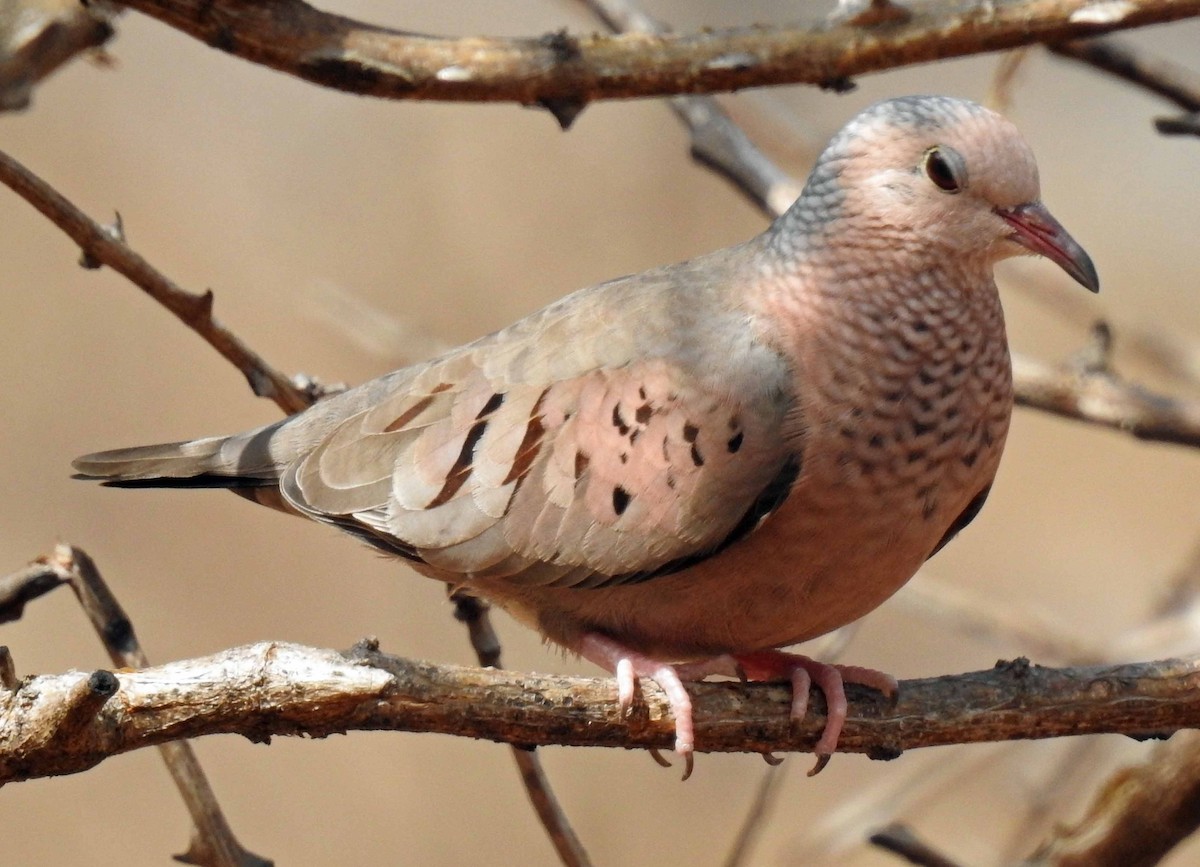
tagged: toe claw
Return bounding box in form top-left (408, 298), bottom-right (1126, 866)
top-left (761, 751), bottom-right (785, 767)
top-left (681, 751), bottom-right (695, 781)
top-left (648, 747), bottom-right (673, 769)
top-left (807, 753), bottom-right (832, 777)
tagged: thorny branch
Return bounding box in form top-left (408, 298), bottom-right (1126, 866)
top-left (4, 643), bottom-right (1200, 786)
top-left (101, 0), bottom-right (1200, 123)
top-left (0, 148), bottom-right (314, 415)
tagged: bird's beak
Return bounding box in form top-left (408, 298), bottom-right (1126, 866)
top-left (996, 202), bottom-right (1100, 293)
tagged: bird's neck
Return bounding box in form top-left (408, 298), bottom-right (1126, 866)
top-left (749, 236), bottom-right (1010, 408)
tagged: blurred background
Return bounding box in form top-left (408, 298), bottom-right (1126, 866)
top-left (3, 2), bottom-right (1200, 864)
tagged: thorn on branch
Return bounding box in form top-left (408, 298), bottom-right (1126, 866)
top-left (819, 76), bottom-right (858, 93)
top-left (538, 97), bottom-right (587, 130)
top-left (0, 646), bottom-right (17, 690)
top-left (79, 212), bottom-right (124, 269)
top-left (194, 287), bottom-right (215, 319)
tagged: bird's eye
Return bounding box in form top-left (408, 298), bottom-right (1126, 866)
top-left (923, 146), bottom-right (964, 193)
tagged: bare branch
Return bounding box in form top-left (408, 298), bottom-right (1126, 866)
top-left (870, 823), bottom-right (969, 867)
top-left (0, 147), bottom-right (313, 415)
top-left (109, 0), bottom-right (1200, 119)
top-left (1050, 36), bottom-right (1200, 134)
top-left (0, 0), bottom-right (118, 111)
top-left (0, 559), bottom-right (66, 624)
top-left (4, 643), bottom-right (1200, 785)
top-left (1, 547), bottom-right (271, 867)
top-left (1025, 730), bottom-right (1200, 867)
top-left (48, 545), bottom-right (270, 867)
top-left (450, 591), bottom-right (592, 867)
top-left (1011, 350), bottom-right (1200, 448)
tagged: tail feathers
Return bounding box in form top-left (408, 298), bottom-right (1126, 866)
top-left (72, 435), bottom-right (276, 488)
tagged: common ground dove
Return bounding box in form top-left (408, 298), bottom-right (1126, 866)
top-left (74, 95), bottom-right (1099, 777)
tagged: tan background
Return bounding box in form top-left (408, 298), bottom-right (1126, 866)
top-left (3, 2), bottom-right (1200, 865)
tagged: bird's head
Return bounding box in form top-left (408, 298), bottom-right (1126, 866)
top-left (790, 95), bottom-right (1099, 293)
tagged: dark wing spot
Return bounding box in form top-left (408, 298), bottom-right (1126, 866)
top-left (502, 410), bottom-right (546, 485)
top-left (690, 443), bottom-right (704, 467)
top-left (427, 393), bottom-right (506, 507)
top-left (727, 431), bottom-right (744, 453)
top-left (912, 420), bottom-right (935, 437)
top-left (635, 404), bottom-right (652, 424)
top-left (574, 451), bottom-right (590, 480)
top-left (683, 423), bottom-right (699, 443)
top-left (638, 386), bottom-right (647, 400)
top-left (913, 320), bottom-right (930, 333)
top-left (619, 452), bottom-right (628, 464)
top-left (869, 434), bottom-right (885, 449)
top-left (961, 450), bottom-right (978, 468)
top-left (480, 392), bottom-right (505, 417)
top-left (383, 394), bottom-right (435, 432)
top-left (907, 448), bottom-right (926, 464)
top-left (612, 486), bottom-right (631, 516)
top-left (612, 404), bottom-right (630, 436)
top-left (606, 453), bottom-right (802, 586)
top-left (927, 484), bottom-right (992, 558)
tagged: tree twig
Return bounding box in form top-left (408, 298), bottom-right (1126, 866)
top-left (870, 823), bottom-right (969, 867)
top-left (0, 0), bottom-right (118, 111)
top-left (580, 0), bottom-right (803, 216)
top-left (4, 644), bottom-right (1200, 785)
top-left (1049, 36), bottom-right (1200, 134)
top-left (0, 147), bottom-right (313, 415)
top-left (1024, 730), bottom-right (1200, 867)
top-left (1011, 351), bottom-right (1200, 448)
top-left (1, 547), bottom-right (271, 867)
top-left (108, 0), bottom-right (1200, 123)
top-left (450, 592), bottom-right (592, 867)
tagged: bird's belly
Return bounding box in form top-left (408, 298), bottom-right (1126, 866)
top-left (477, 465), bottom-right (992, 660)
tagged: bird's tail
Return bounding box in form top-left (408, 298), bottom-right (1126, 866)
top-left (72, 434), bottom-right (274, 489)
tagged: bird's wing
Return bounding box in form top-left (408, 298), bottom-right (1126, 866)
top-left (280, 345), bottom-right (800, 589)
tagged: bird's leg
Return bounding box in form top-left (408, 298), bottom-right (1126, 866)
top-left (579, 634), bottom-right (740, 780)
top-left (734, 650), bottom-right (898, 775)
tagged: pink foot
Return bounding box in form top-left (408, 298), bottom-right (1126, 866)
top-left (579, 634), bottom-right (724, 780)
top-left (735, 650), bottom-right (898, 775)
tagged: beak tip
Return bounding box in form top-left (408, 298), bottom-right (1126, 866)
top-left (1076, 258), bottom-right (1101, 294)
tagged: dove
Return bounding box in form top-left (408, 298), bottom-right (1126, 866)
top-left (74, 95), bottom-right (1098, 778)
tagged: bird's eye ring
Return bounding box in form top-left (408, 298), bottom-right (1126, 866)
top-left (923, 146), bottom-right (964, 193)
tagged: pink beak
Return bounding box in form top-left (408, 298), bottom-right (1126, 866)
top-left (996, 202), bottom-right (1100, 293)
